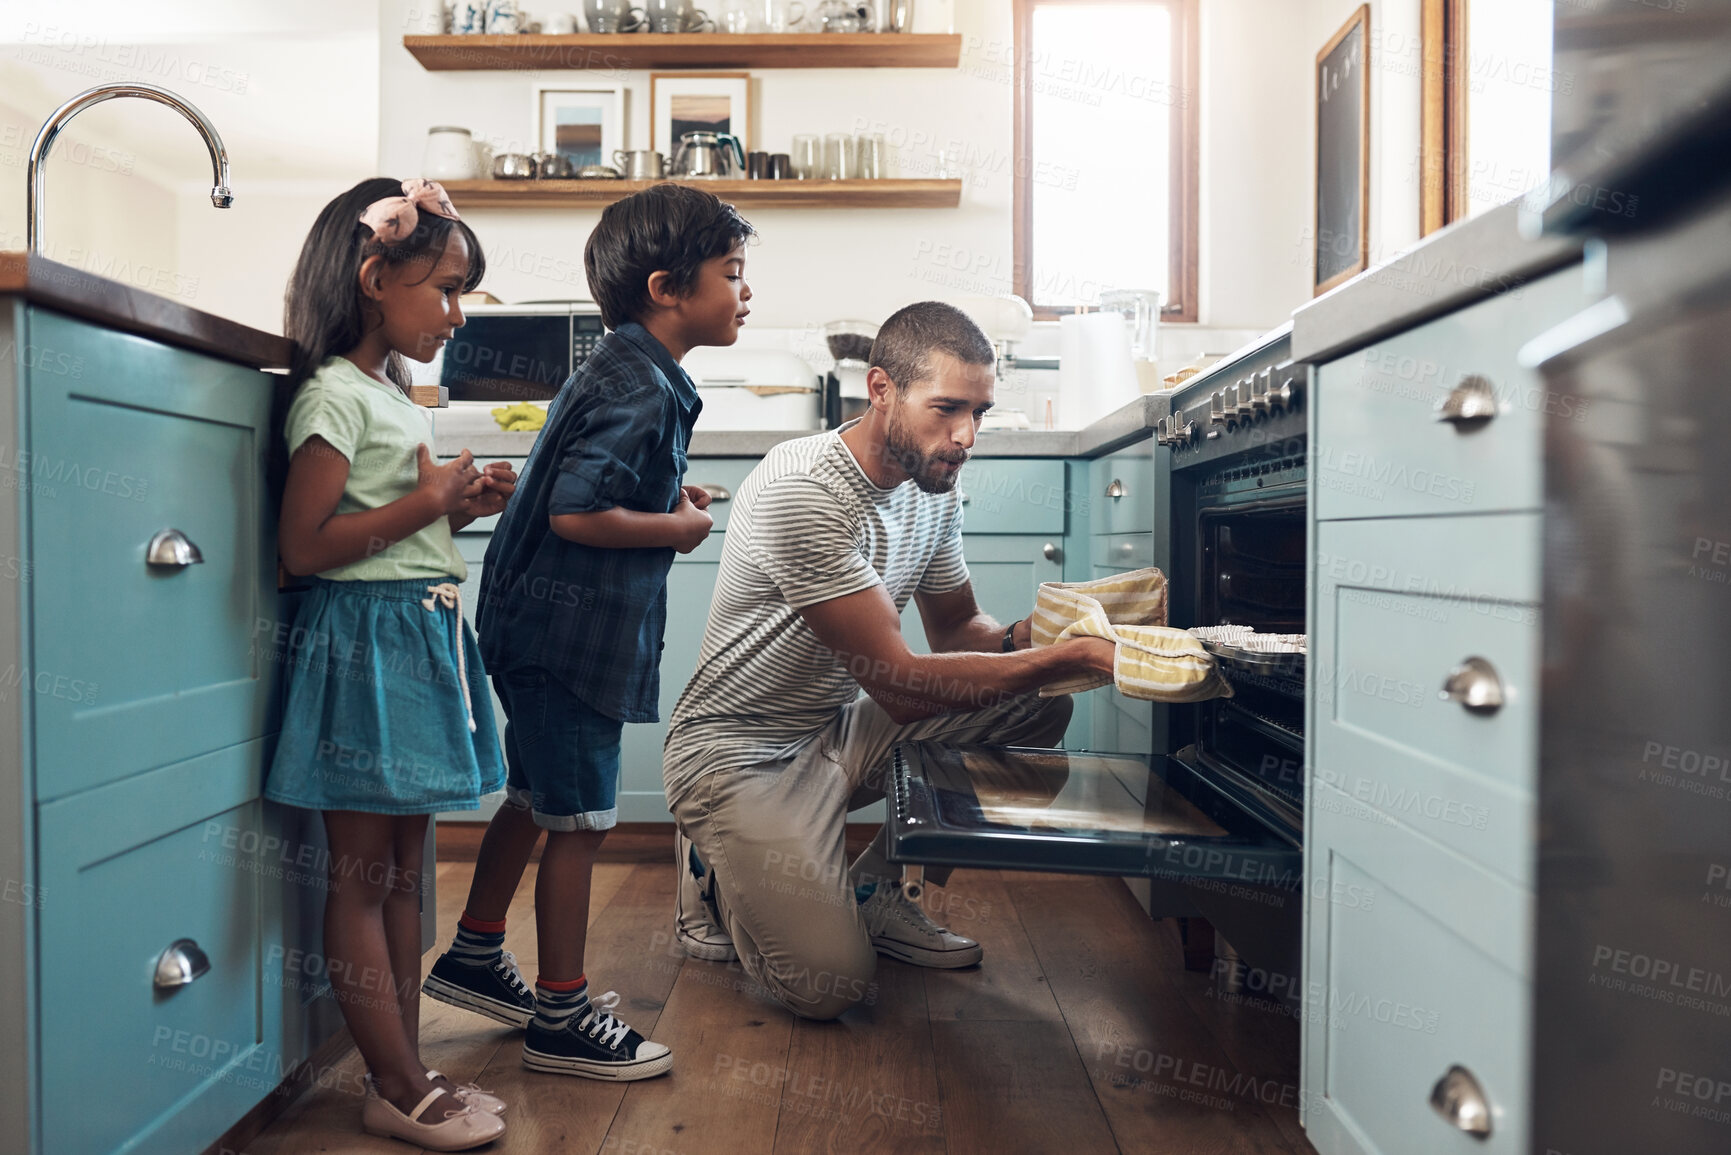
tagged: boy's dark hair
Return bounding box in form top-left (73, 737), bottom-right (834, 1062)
top-left (273, 176), bottom-right (486, 489)
top-left (869, 301), bottom-right (996, 394)
top-left (584, 184), bottom-right (755, 331)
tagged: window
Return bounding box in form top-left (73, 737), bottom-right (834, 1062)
top-left (1013, 0), bottom-right (1200, 322)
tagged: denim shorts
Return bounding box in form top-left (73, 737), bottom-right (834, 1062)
top-left (494, 667), bottom-right (622, 831)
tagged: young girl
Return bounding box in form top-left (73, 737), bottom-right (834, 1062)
top-left (265, 177), bottom-right (517, 1151)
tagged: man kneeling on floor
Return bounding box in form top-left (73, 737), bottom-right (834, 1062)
top-left (660, 300), bottom-right (1115, 1020)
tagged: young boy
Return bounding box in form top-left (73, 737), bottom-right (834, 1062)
top-left (423, 184), bottom-right (754, 1079)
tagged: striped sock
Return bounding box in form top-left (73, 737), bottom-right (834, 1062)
top-left (448, 913), bottom-right (505, 966)
top-left (533, 975), bottom-right (590, 1031)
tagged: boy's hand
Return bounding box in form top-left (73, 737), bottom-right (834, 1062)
top-left (681, 484), bottom-right (714, 510)
top-left (417, 445), bottom-right (481, 515)
top-left (669, 491), bottom-right (714, 554)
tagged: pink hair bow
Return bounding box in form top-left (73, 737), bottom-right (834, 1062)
top-left (358, 178), bottom-right (461, 244)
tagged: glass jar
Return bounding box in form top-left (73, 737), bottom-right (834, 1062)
top-left (422, 125), bottom-right (479, 181)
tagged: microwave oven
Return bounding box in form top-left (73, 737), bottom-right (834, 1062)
top-left (428, 302), bottom-right (607, 404)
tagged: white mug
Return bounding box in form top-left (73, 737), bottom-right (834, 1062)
top-left (452, 0), bottom-right (487, 32)
top-left (486, 0), bottom-right (523, 33)
top-left (547, 11), bottom-right (579, 31)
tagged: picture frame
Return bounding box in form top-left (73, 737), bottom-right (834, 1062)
top-left (649, 71), bottom-right (752, 155)
top-left (533, 82), bottom-right (626, 172)
top-left (1314, 4), bottom-right (1370, 296)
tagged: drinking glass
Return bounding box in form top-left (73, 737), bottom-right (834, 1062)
top-left (822, 132), bottom-right (855, 179)
top-left (718, 0), bottom-right (756, 30)
top-left (856, 133), bottom-right (887, 179)
top-left (790, 134), bottom-right (820, 179)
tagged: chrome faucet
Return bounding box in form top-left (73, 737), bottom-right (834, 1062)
top-left (26, 82), bottom-right (232, 256)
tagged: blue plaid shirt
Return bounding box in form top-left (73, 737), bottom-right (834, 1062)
top-left (477, 323), bottom-right (701, 722)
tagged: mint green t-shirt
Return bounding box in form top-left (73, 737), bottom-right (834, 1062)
top-left (284, 356), bottom-right (467, 583)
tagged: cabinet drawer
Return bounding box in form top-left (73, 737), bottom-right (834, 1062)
top-left (1313, 516), bottom-right (1540, 886)
top-left (37, 741), bottom-right (272, 1155)
top-left (956, 457), bottom-right (1067, 535)
top-left (1306, 832), bottom-right (1529, 1155)
top-left (1088, 444), bottom-right (1155, 535)
top-left (24, 310), bottom-right (278, 800)
top-left (1091, 532), bottom-right (1154, 571)
top-left (1313, 266), bottom-right (1588, 520)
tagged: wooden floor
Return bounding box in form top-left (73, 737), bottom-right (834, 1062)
top-left (246, 860), bottom-right (1318, 1155)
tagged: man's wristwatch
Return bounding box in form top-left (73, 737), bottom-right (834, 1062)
top-left (1003, 619), bottom-right (1023, 652)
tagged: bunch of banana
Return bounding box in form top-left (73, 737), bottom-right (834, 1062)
top-left (491, 402), bottom-right (547, 432)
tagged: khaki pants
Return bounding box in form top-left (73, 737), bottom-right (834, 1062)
top-left (670, 691), bottom-right (1072, 1020)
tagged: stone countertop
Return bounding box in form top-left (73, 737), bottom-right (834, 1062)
top-left (1289, 200), bottom-right (1585, 365)
top-left (441, 395), bottom-right (1166, 461)
top-left (0, 251), bottom-right (291, 370)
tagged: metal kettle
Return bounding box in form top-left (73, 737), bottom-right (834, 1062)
top-left (672, 131), bottom-right (744, 179)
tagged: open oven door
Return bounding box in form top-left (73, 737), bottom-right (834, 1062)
top-left (884, 742), bottom-right (1301, 889)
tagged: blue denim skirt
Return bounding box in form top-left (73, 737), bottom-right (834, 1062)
top-left (264, 577), bottom-right (506, 814)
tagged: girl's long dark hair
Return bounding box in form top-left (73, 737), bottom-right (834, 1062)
top-left (270, 177), bottom-right (486, 491)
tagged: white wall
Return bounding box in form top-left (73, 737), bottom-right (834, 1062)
top-left (0, 1), bottom-right (379, 334)
top-left (378, 0), bottom-right (1327, 352)
top-left (2, 0), bottom-right (1470, 345)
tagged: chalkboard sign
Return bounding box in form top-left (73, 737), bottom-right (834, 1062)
top-left (1315, 5), bottom-right (1370, 295)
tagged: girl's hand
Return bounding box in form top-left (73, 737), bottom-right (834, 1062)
top-left (416, 445), bottom-right (481, 515)
top-left (461, 461), bottom-right (518, 519)
top-left (681, 484), bottom-right (714, 510)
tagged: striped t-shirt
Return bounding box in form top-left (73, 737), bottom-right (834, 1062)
top-left (663, 428), bottom-right (968, 805)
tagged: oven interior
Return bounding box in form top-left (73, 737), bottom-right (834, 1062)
top-left (1184, 496), bottom-right (1308, 834)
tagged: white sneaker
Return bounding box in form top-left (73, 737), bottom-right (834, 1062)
top-left (860, 880), bottom-right (983, 969)
top-left (675, 829), bottom-right (737, 962)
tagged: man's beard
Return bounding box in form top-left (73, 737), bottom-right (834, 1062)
top-left (883, 410), bottom-right (966, 494)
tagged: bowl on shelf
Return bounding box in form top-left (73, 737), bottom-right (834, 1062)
top-left (575, 164), bottom-right (624, 179)
top-left (492, 152), bottom-right (537, 180)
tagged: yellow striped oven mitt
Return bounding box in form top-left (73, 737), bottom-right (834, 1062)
top-left (1030, 567), bottom-right (1234, 702)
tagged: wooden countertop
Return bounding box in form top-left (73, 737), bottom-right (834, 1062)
top-left (0, 252), bottom-right (291, 371)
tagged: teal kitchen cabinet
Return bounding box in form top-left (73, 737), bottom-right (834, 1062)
top-left (617, 533), bottom-right (724, 820)
top-left (1086, 532), bottom-right (1156, 756)
top-left (0, 294), bottom-right (334, 1155)
top-left (900, 532), bottom-right (1068, 659)
top-left (25, 309), bottom-right (280, 802)
top-left (36, 743), bottom-right (273, 1155)
top-left (1301, 267), bottom-right (1583, 1155)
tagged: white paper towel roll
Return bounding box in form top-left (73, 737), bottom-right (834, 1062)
top-left (1059, 312), bottom-right (1138, 428)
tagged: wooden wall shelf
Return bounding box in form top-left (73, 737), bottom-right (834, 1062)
top-left (442, 178), bottom-right (961, 209)
top-left (403, 33), bottom-right (962, 71)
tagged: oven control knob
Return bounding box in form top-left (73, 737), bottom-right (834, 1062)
top-left (1233, 379), bottom-right (1256, 420)
top-left (1252, 369), bottom-right (1274, 416)
top-left (1274, 375), bottom-right (1302, 411)
top-left (1211, 391), bottom-right (1232, 429)
top-left (1181, 420), bottom-right (1199, 445)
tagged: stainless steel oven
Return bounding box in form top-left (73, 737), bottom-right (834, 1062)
top-left (1152, 324), bottom-right (1308, 982)
top-left (884, 325), bottom-right (1310, 996)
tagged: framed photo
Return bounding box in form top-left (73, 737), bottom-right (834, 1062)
top-left (533, 83), bottom-right (625, 171)
top-left (650, 71), bottom-right (752, 155)
top-left (1314, 4), bottom-right (1370, 296)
